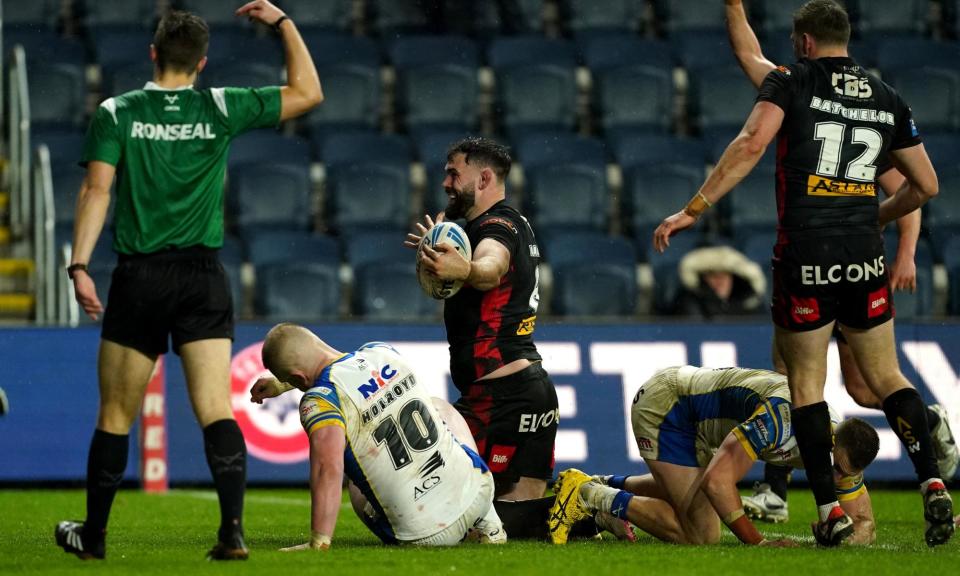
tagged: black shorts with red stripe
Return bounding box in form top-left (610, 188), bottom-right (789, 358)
top-left (771, 233), bottom-right (894, 331)
top-left (453, 363), bottom-right (558, 484)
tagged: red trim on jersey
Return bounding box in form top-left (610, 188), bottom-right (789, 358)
top-left (472, 278), bottom-right (514, 379)
top-left (775, 134), bottom-right (789, 246)
top-left (466, 383), bottom-right (495, 458)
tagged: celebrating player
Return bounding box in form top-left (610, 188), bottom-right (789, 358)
top-left (55, 0), bottom-right (323, 561)
top-left (551, 366), bottom-right (878, 547)
top-left (653, 0), bottom-right (953, 547)
top-left (250, 324), bottom-right (505, 548)
top-left (721, 0), bottom-right (959, 523)
top-left (405, 138), bottom-right (567, 540)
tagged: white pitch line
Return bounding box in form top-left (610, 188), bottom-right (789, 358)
top-left (761, 531), bottom-right (902, 551)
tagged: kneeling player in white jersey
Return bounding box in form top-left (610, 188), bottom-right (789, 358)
top-left (250, 323), bottom-right (505, 548)
top-left (550, 366), bottom-right (879, 546)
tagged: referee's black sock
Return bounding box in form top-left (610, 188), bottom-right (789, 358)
top-left (791, 403), bottom-right (838, 516)
top-left (203, 419), bottom-right (247, 544)
top-left (493, 497), bottom-right (553, 540)
top-left (883, 388), bottom-right (941, 482)
top-left (763, 463), bottom-right (791, 502)
top-left (83, 429), bottom-right (129, 543)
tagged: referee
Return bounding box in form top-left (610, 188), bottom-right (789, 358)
top-left (55, 0), bottom-right (322, 561)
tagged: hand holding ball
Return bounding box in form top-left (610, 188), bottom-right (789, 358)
top-left (416, 221), bottom-right (472, 299)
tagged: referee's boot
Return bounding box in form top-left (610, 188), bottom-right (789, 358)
top-left (206, 531), bottom-right (249, 560)
top-left (55, 520), bottom-right (105, 560)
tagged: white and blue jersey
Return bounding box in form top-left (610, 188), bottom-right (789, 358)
top-left (298, 342), bottom-right (488, 542)
top-left (632, 366), bottom-right (866, 501)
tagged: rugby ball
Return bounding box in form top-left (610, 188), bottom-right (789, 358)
top-left (416, 221), bottom-right (472, 299)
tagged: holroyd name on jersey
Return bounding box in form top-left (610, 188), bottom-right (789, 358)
top-left (359, 374), bottom-right (419, 424)
top-left (130, 121), bottom-right (216, 141)
top-left (809, 96), bottom-right (896, 126)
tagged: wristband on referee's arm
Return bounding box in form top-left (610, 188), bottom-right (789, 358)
top-left (722, 508), bottom-right (765, 545)
top-left (272, 14), bottom-right (290, 32)
top-left (682, 191), bottom-right (713, 219)
top-left (66, 263), bottom-right (88, 280)
top-left (310, 532), bottom-right (331, 550)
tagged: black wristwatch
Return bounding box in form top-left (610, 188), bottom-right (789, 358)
top-left (66, 263), bottom-right (88, 280)
top-left (272, 15), bottom-right (290, 32)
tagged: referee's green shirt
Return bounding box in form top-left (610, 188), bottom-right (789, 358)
top-left (81, 82), bottom-right (282, 255)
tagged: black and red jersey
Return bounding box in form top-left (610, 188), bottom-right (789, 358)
top-left (444, 201), bottom-right (542, 390)
top-left (757, 57), bottom-right (921, 241)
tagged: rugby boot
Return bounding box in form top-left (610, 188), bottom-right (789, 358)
top-left (742, 482), bottom-right (789, 523)
top-left (55, 520), bottom-right (105, 560)
top-left (547, 468), bottom-right (593, 544)
top-left (812, 506), bottom-right (854, 547)
top-left (923, 481), bottom-right (955, 547)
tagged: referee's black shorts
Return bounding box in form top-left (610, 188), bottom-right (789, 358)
top-left (101, 246), bottom-right (234, 355)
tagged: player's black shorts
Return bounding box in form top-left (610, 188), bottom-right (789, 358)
top-left (453, 363), bottom-right (558, 484)
top-left (101, 246), bottom-right (234, 355)
top-left (771, 233), bottom-right (893, 332)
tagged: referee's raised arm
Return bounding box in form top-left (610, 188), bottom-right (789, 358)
top-left (236, 0), bottom-right (323, 120)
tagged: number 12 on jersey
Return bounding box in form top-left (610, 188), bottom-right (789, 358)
top-left (814, 121), bottom-right (883, 182)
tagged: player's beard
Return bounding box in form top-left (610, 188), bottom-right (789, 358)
top-left (444, 182), bottom-right (475, 220)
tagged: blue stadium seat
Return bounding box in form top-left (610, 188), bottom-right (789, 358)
top-left (398, 65), bottom-right (479, 136)
top-left (219, 234), bottom-right (246, 316)
top-left (369, 0), bottom-right (431, 37)
top-left (246, 230), bottom-right (340, 266)
top-left (219, 234), bottom-right (247, 265)
top-left (389, 35), bottom-right (480, 69)
top-left (91, 29), bottom-right (155, 71)
top-left (560, 0), bottom-right (644, 36)
top-left (526, 164), bottom-right (608, 233)
top-left (228, 132), bottom-right (311, 169)
top-left (738, 231), bottom-right (776, 307)
top-left (595, 65), bottom-right (673, 136)
top-left (343, 231), bottom-right (410, 270)
top-left (326, 164), bottom-right (411, 233)
top-left (647, 232), bottom-right (706, 314)
top-left (102, 62), bottom-right (155, 97)
top-left (414, 130), bottom-right (473, 165)
top-left (302, 33), bottom-right (382, 69)
top-left (201, 63), bottom-right (282, 89)
top-left (514, 133), bottom-right (606, 169)
top-left (33, 128), bottom-right (86, 165)
top-left (52, 163), bottom-right (87, 228)
top-left (610, 134), bottom-right (708, 171)
top-left (228, 163), bottom-right (312, 233)
top-left (688, 66), bottom-right (758, 136)
top-left (3, 28), bottom-right (87, 67)
top-left (852, 0), bottom-right (926, 38)
top-left (488, 36), bottom-right (579, 69)
top-left (321, 133), bottom-right (413, 167)
top-left (885, 233), bottom-right (934, 319)
top-left (581, 35), bottom-right (674, 73)
top-left (305, 64), bottom-right (381, 146)
top-left (876, 38), bottom-right (960, 74)
top-left (753, 0), bottom-right (809, 35)
top-left (352, 262), bottom-right (439, 320)
top-left (29, 63), bottom-right (87, 129)
top-left (497, 65), bottom-right (578, 136)
top-left (4, 0), bottom-right (60, 28)
top-left (944, 235), bottom-right (960, 314)
top-left (886, 68), bottom-right (960, 132)
top-left (82, 0), bottom-right (157, 30)
top-left (660, 0), bottom-right (727, 35)
top-left (727, 164), bottom-right (778, 242)
top-left (278, 0), bottom-right (352, 32)
top-left (180, 0), bottom-right (257, 29)
top-left (926, 166), bottom-right (960, 250)
top-left (624, 164), bottom-right (703, 240)
top-left (920, 133), bottom-right (960, 174)
top-left (456, 0), bottom-right (544, 36)
top-left (255, 263), bottom-right (341, 320)
top-left (205, 28), bottom-right (283, 69)
top-left (673, 30), bottom-right (738, 71)
top-left (543, 232), bottom-right (637, 317)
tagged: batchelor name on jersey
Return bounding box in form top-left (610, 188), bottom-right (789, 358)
top-left (808, 96), bottom-right (896, 125)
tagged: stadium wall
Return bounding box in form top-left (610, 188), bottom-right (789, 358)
top-left (1, 323), bottom-right (958, 484)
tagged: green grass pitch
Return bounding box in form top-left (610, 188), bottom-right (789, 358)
top-left (1, 488), bottom-right (957, 575)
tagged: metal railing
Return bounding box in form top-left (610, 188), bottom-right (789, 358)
top-left (7, 45), bottom-right (30, 239)
top-left (32, 144), bottom-right (56, 323)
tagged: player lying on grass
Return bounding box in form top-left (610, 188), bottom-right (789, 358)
top-left (549, 366), bottom-right (879, 546)
top-left (250, 324), bottom-right (505, 548)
